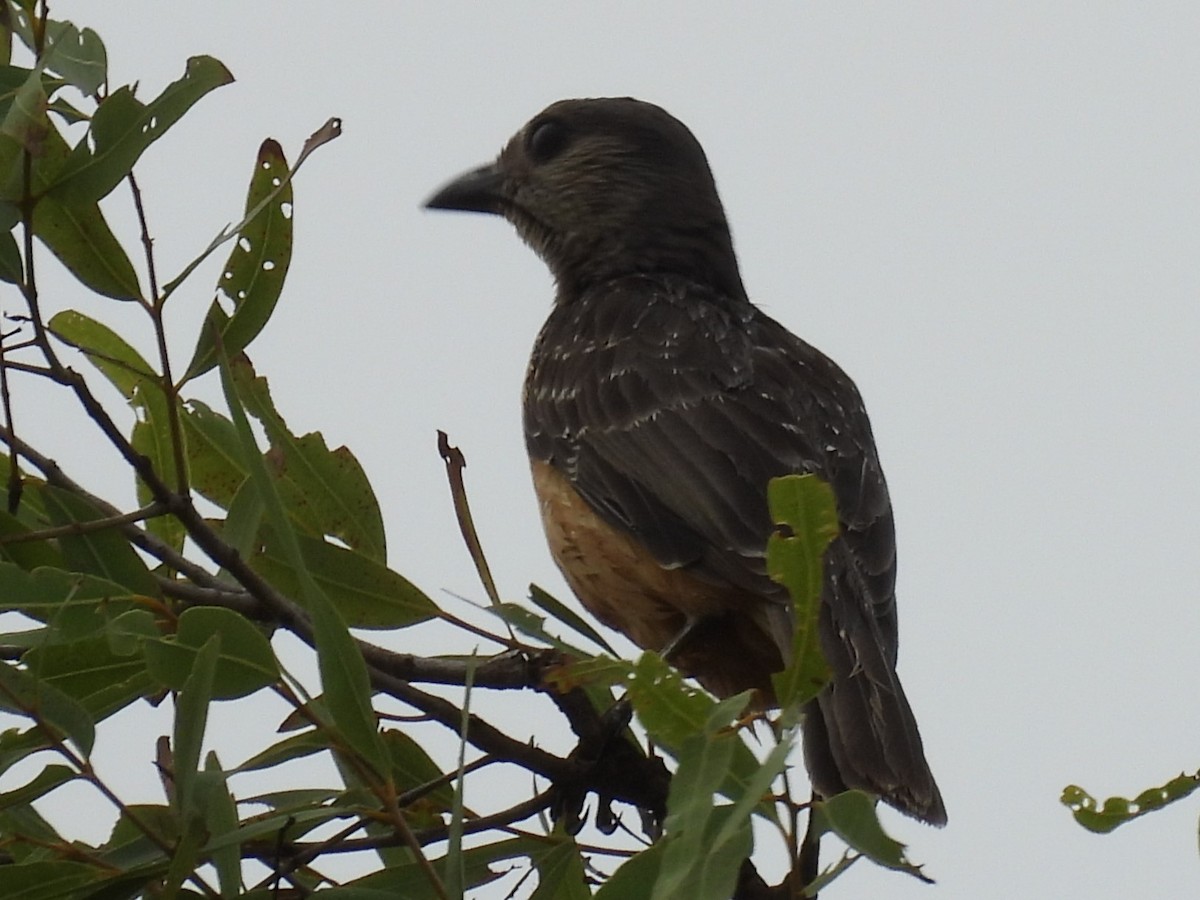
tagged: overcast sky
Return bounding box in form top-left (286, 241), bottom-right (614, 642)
top-left (8, 3), bottom-right (1200, 897)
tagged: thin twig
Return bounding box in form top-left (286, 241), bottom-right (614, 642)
top-left (436, 431), bottom-right (504, 611)
top-left (0, 501), bottom-right (167, 544)
top-left (0, 326), bottom-right (21, 513)
top-left (129, 169), bottom-right (189, 496)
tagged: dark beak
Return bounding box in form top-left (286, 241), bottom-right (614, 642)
top-left (423, 162), bottom-right (506, 214)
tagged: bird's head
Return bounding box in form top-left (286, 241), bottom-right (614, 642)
top-left (425, 97), bottom-right (746, 302)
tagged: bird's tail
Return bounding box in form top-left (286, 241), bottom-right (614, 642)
top-left (802, 601), bottom-right (947, 826)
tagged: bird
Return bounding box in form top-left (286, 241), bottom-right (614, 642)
top-left (424, 97), bottom-right (946, 827)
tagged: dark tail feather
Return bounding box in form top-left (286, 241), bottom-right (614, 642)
top-left (802, 604), bottom-right (947, 826)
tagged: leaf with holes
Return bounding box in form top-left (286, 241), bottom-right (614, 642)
top-left (1062, 771), bottom-right (1200, 834)
top-left (36, 19), bottom-right (107, 96)
top-left (49, 56), bottom-right (232, 204)
top-left (184, 139), bottom-right (292, 381)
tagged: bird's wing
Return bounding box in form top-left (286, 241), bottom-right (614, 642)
top-left (524, 276), bottom-right (896, 627)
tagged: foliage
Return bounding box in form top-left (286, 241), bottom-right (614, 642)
top-left (1062, 771), bottom-right (1200, 835)
top-left (0, 5), bottom-right (927, 897)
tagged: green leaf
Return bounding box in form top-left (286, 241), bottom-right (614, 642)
top-left (626, 652), bottom-right (717, 751)
top-left (23, 631), bottom-right (152, 721)
top-left (184, 137), bottom-right (292, 381)
top-left (33, 192), bottom-right (142, 300)
top-left (595, 844), bottom-right (664, 899)
top-left (47, 310), bottom-right (182, 544)
top-left (49, 56), bottom-right (231, 204)
top-left (0, 803), bottom-right (61, 863)
top-left (628, 654), bottom-right (776, 823)
top-left (0, 508), bottom-right (63, 570)
top-left (0, 70), bottom-right (74, 202)
top-left (0, 65), bottom-right (47, 154)
top-left (0, 763), bottom-right (76, 809)
top-left (209, 801), bottom-right (358, 849)
top-left (0, 861), bottom-right (99, 899)
top-left (38, 485), bottom-right (158, 596)
top-left (0, 730), bottom-right (54, 782)
top-left (0, 563), bottom-right (141, 638)
top-left (173, 633), bottom-right (219, 817)
top-left (197, 754), bottom-right (241, 896)
top-left (38, 19), bottom-right (107, 95)
top-left (766, 474), bottom-right (838, 709)
top-left (253, 529), bottom-right (434, 629)
top-left (182, 399), bottom-right (246, 508)
top-left (160, 116), bottom-right (340, 301)
top-left (653, 694), bottom-right (752, 900)
top-left (217, 346), bottom-right (387, 775)
top-left (481, 602), bottom-right (589, 655)
top-left (0, 659), bottom-right (95, 756)
top-left (234, 358), bottom-right (386, 560)
top-left (142, 606), bottom-right (280, 700)
top-left (814, 790), bottom-right (932, 883)
top-left (130, 417), bottom-right (186, 552)
top-left (326, 838), bottom-right (550, 898)
top-left (1061, 771), bottom-right (1200, 834)
top-left (529, 583), bottom-right (617, 654)
top-left (385, 729), bottom-right (453, 818)
top-left (235, 729), bottom-right (329, 774)
top-left (0, 228), bottom-right (20, 282)
top-left (47, 309), bottom-right (158, 395)
top-left (219, 476), bottom-right (266, 565)
top-left (530, 836), bottom-right (589, 900)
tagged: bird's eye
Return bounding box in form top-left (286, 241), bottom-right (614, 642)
top-left (527, 119), bottom-right (569, 163)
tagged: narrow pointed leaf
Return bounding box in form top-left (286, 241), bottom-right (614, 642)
top-left (530, 837), bottom-right (589, 900)
top-left (48, 309), bottom-right (158, 394)
top-left (0, 508), bottom-right (63, 570)
top-left (173, 633), bottom-right (219, 816)
top-left (161, 116), bottom-right (339, 301)
top-left (767, 474), bottom-right (838, 709)
top-left (197, 754), bottom-right (241, 895)
top-left (184, 138), bottom-right (291, 380)
top-left (529, 583), bottom-right (616, 654)
top-left (0, 65), bottom-right (47, 153)
top-left (24, 632), bottom-right (152, 721)
top-left (33, 193), bottom-right (141, 299)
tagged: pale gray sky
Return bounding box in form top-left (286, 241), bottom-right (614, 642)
top-left (8, 3), bottom-right (1200, 897)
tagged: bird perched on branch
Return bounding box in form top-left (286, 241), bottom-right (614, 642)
top-left (425, 97), bottom-right (945, 827)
